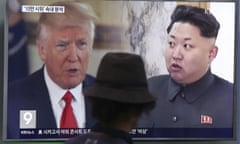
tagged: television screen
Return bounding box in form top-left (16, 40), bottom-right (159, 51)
top-left (3, 0), bottom-right (237, 141)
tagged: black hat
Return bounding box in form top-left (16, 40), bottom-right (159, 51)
top-left (84, 52), bottom-right (156, 103)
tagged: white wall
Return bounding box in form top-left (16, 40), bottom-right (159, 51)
top-left (210, 2), bottom-right (235, 83)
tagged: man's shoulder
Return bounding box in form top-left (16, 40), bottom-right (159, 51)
top-left (85, 74), bottom-right (95, 81)
top-left (83, 74), bottom-right (95, 87)
top-left (213, 74), bottom-right (233, 87)
top-left (65, 134), bottom-right (91, 144)
top-left (211, 74), bottom-right (233, 94)
top-left (148, 74), bottom-right (170, 84)
top-left (147, 74), bottom-right (170, 95)
top-left (65, 133), bottom-right (128, 144)
top-left (9, 69), bottom-right (43, 89)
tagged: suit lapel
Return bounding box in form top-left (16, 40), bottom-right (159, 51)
top-left (33, 68), bottom-right (57, 128)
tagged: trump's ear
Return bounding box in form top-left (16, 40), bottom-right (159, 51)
top-left (36, 39), bottom-right (47, 62)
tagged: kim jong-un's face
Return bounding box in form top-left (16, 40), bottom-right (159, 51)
top-left (165, 22), bottom-right (218, 85)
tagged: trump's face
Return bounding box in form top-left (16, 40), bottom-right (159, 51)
top-left (38, 25), bottom-right (92, 89)
top-left (165, 22), bottom-right (218, 85)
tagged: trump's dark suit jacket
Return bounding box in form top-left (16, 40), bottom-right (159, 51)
top-left (137, 70), bottom-right (233, 128)
top-left (7, 68), bottom-right (96, 139)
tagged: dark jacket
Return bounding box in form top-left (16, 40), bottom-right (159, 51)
top-left (7, 68), bottom-right (96, 139)
top-left (65, 123), bottom-right (132, 144)
top-left (137, 70), bottom-right (233, 128)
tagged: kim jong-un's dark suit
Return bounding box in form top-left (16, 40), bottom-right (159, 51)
top-left (137, 70), bottom-right (233, 128)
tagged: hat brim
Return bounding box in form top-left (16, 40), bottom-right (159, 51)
top-left (83, 85), bottom-right (156, 104)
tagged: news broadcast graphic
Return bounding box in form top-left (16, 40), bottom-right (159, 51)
top-left (3, 0), bottom-right (237, 141)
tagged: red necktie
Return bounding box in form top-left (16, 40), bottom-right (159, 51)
top-left (60, 91), bottom-right (78, 128)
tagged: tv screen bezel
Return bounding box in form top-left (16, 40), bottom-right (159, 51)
top-left (2, 0), bottom-right (238, 141)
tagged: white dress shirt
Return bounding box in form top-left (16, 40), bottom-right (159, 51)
top-left (44, 67), bottom-right (86, 128)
